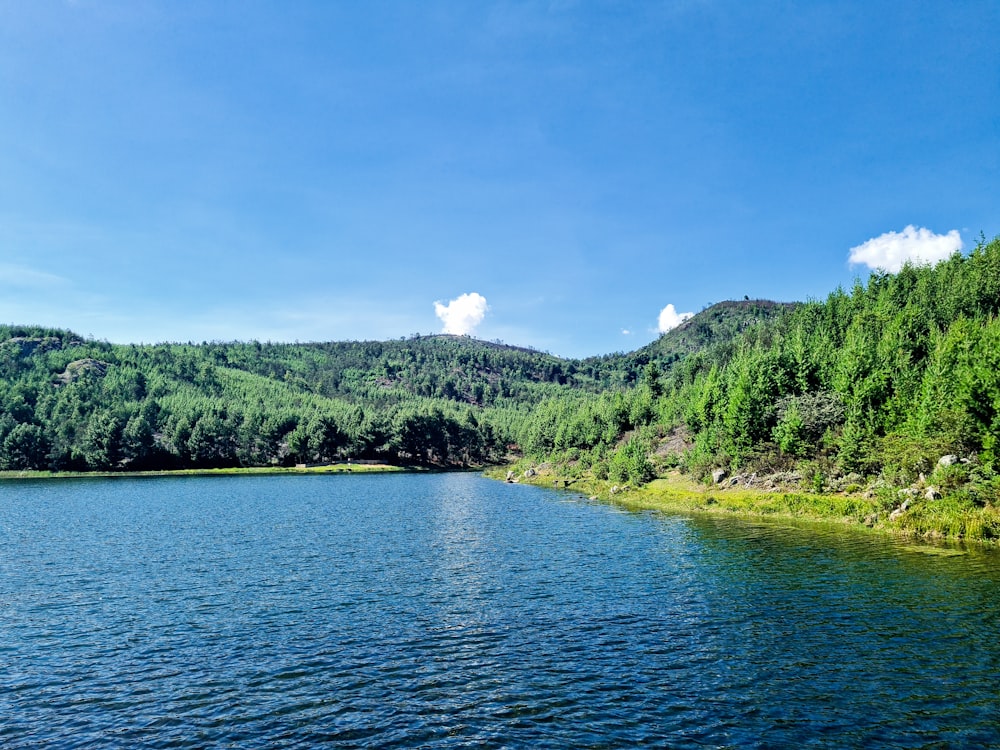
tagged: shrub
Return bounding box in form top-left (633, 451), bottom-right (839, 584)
top-left (930, 462), bottom-right (970, 493)
top-left (607, 437), bottom-right (655, 486)
top-left (773, 401), bottom-right (806, 457)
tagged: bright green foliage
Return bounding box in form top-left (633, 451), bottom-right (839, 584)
top-left (1, 422), bottom-right (48, 470)
top-left (607, 437), bottom-right (655, 486)
top-left (2, 237), bottom-right (1000, 485)
top-left (773, 401), bottom-right (806, 457)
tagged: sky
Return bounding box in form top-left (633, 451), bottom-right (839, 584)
top-left (1, 1), bottom-right (997, 358)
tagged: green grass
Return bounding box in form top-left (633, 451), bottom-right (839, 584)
top-left (493, 464), bottom-right (1000, 545)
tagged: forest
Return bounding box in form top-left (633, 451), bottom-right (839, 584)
top-left (3, 235), bottom-right (1000, 513)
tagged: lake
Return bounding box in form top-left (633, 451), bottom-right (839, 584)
top-left (2, 472), bottom-right (999, 748)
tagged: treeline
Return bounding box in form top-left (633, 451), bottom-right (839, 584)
top-left (512, 235), bottom-right (1000, 502)
top-left (193, 335), bottom-right (600, 406)
top-left (0, 332), bottom-right (579, 471)
top-left (3, 235), bottom-right (1000, 497)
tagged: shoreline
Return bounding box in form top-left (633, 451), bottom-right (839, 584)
top-left (486, 466), bottom-right (1000, 547)
top-left (7, 461), bottom-right (999, 547)
top-left (0, 462), bottom-right (413, 482)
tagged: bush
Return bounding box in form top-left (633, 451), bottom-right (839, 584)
top-left (773, 401), bottom-right (806, 457)
top-left (607, 437), bottom-right (655, 486)
top-left (774, 391), bottom-right (845, 444)
top-left (930, 462), bottom-right (971, 493)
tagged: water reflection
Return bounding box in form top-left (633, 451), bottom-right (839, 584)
top-left (3, 474), bottom-right (1000, 748)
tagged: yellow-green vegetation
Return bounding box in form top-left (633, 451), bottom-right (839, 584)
top-left (491, 464), bottom-right (1000, 545)
top-left (4, 235), bottom-right (1000, 534)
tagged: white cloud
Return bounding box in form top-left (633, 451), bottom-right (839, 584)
top-left (848, 225), bottom-right (963, 272)
top-left (658, 303), bottom-right (693, 333)
top-left (434, 292), bottom-right (489, 336)
top-left (622, 328), bottom-right (632, 335)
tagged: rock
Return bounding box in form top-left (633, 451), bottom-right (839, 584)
top-left (863, 513), bottom-right (878, 527)
top-left (54, 358), bottom-right (109, 385)
top-left (610, 485), bottom-right (620, 495)
top-left (5, 336), bottom-right (64, 356)
top-left (938, 454), bottom-right (959, 467)
top-left (728, 477), bottom-right (739, 487)
top-left (925, 486), bottom-right (942, 501)
top-left (712, 469), bottom-right (728, 484)
top-left (524, 467), bottom-right (536, 478)
top-left (899, 488), bottom-right (918, 498)
top-left (889, 498), bottom-right (913, 521)
top-left (505, 471), bottom-right (515, 483)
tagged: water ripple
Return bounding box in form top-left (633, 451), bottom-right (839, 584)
top-left (3, 473), bottom-right (1000, 747)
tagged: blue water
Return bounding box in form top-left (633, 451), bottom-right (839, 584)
top-left (2, 472), bottom-right (1000, 748)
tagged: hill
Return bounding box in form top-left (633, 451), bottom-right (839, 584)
top-left (509, 235), bottom-right (1000, 539)
top-left (5, 232), bottom-right (1000, 537)
top-left (578, 300), bottom-right (797, 388)
top-left (0, 300), bottom-right (768, 473)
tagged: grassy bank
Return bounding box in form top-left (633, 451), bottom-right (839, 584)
top-left (0, 462), bottom-right (410, 481)
top-left (487, 465), bottom-right (1000, 545)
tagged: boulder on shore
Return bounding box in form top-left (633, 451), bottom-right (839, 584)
top-left (889, 499), bottom-right (912, 521)
top-left (712, 469), bottom-right (728, 484)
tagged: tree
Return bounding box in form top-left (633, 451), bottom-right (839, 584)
top-left (1, 423), bottom-right (49, 470)
top-left (79, 410), bottom-right (123, 469)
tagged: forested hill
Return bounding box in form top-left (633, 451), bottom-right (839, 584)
top-left (0, 331), bottom-right (575, 471)
top-left (515, 235), bottom-right (1000, 510)
top-left (580, 300), bottom-right (797, 387)
top-left (0, 301), bottom-right (765, 473)
top-left (4, 234), bottom-right (1000, 511)
top-left (197, 334), bottom-right (599, 406)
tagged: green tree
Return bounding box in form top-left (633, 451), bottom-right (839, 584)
top-left (1, 422), bottom-right (49, 470)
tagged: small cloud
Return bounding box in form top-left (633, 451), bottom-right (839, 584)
top-left (658, 303), bottom-right (693, 333)
top-left (848, 225), bottom-right (963, 273)
top-left (434, 292), bottom-right (489, 336)
top-left (622, 328), bottom-right (632, 335)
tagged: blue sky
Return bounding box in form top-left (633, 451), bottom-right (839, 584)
top-left (1, 1), bottom-right (997, 357)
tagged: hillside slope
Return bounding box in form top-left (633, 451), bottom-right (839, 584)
top-left (5, 233), bottom-right (1000, 509)
top-left (509, 236), bottom-right (1000, 540)
top-left (0, 299), bottom-right (766, 473)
